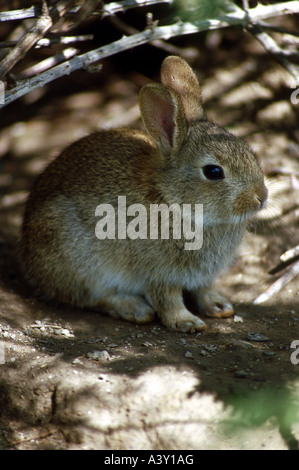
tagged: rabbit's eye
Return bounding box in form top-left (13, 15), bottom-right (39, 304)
top-left (203, 165), bottom-right (225, 180)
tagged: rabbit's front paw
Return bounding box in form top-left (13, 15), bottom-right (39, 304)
top-left (162, 309), bottom-right (207, 333)
top-left (198, 289), bottom-right (234, 318)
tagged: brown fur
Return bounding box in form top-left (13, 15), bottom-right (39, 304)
top-left (20, 56), bottom-right (267, 332)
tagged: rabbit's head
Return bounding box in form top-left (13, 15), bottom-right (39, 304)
top-left (139, 56), bottom-right (267, 226)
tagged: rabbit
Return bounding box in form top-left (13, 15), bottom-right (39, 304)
top-left (20, 56), bottom-right (267, 333)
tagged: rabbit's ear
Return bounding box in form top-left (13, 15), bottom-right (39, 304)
top-left (139, 83), bottom-right (187, 155)
top-left (161, 56), bottom-right (206, 123)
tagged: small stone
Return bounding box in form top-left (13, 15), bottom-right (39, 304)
top-left (200, 349), bottom-right (209, 356)
top-left (263, 351), bottom-right (275, 357)
top-left (86, 338), bottom-right (101, 344)
top-left (203, 344), bottom-right (217, 352)
top-left (234, 370), bottom-right (248, 378)
top-left (184, 351), bottom-right (193, 359)
top-left (234, 315), bottom-right (243, 323)
top-left (247, 332), bottom-right (270, 342)
top-left (61, 328), bottom-right (72, 336)
top-left (231, 338), bottom-right (252, 349)
top-left (86, 350), bottom-right (111, 361)
top-left (72, 358), bottom-right (82, 364)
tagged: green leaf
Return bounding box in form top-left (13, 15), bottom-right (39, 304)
top-left (171, 0), bottom-right (238, 22)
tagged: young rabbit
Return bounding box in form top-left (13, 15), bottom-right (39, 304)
top-left (20, 56), bottom-right (267, 333)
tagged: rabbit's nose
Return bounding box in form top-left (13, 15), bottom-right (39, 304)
top-left (255, 184), bottom-right (268, 210)
top-left (255, 195), bottom-right (265, 210)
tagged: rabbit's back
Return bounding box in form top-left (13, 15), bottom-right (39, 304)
top-left (20, 129), bottom-right (159, 304)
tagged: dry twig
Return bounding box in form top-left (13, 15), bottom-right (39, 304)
top-left (7, 428), bottom-right (57, 447)
top-left (1, 0), bottom-right (299, 108)
top-left (246, 23), bottom-right (299, 87)
top-left (280, 245), bottom-right (299, 262)
top-left (257, 21), bottom-right (299, 38)
top-left (253, 260), bottom-right (299, 305)
top-left (268, 245), bottom-right (299, 275)
top-left (0, 0), bottom-right (173, 22)
top-left (20, 47), bottom-right (78, 78)
top-left (109, 14), bottom-right (199, 60)
top-left (0, 0), bottom-right (74, 80)
top-left (0, 35), bottom-right (94, 49)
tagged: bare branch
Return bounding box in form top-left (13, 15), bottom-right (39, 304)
top-left (109, 14), bottom-right (198, 59)
top-left (36, 34), bottom-right (94, 48)
top-left (280, 245), bottom-right (299, 263)
top-left (0, 0), bottom-right (75, 80)
top-left (256, 21), bottom-right (299, 38)
top-left (0, 41), bottom-right (19, 49)
top-left (246, 23), bottom-right (299, 86)
top-left (0, 0), bottom-right (174, 23)
top-left (242, 0), bottom-right (249, 14)
top-left (0, 6), bottom-right (39, 22)
top-left (20, 47), bottom-right (78, 78)
top-left (0, 35), bottom-right (94, 49)
top-left (2, 0), bottom-right (299, 107)
top-left (253, 260), bottom-right (299, 304)
top-left (269, 251), bottom-right (299, 275)
top-left (102, 0), bottom-right (174, 17)
top-left (0, 1), bottom-right (52, 80)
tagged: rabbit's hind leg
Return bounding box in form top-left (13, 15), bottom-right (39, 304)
top-left (90, 294), bottom-right (156, 324)
top-left (191, 288), bottom-right (234, 319)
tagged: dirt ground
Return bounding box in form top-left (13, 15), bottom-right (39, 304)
top-left (0, 22), bottom-right (299, 450)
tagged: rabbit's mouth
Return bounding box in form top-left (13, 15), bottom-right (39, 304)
top-left (232, 183), bottom-right (268, 220)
